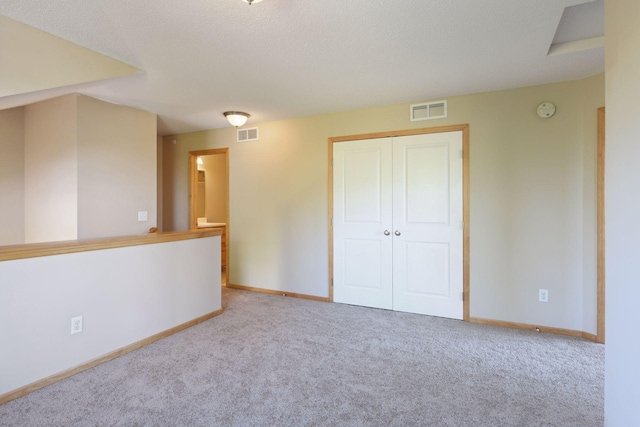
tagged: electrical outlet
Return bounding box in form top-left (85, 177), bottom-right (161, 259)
top-left (71, 316), bottom-right (83, 335)
top-left (137, 211), bottom-right (148, 222)
top-left (539, 289), bottom-right (549, 303)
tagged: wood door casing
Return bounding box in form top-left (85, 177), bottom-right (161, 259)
top-left (332, 131), bottom-right (464, 319)
top-left (189, 148), bottom-right (229, 282)
top-left (328, 124), bottom-right (470, 319)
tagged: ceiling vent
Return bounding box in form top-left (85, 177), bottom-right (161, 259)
top-left (237, 127), bottom-right (259, 142)
top-left (410, 100), bottom-right (447, 121)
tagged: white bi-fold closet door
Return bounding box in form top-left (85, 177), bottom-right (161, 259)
top-left (333, 131), bottom-right (463, 319)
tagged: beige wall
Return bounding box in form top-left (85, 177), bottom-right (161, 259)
top-left (162, 74), bottom-right (603, 333)
top-left (24, 95), bottom-right (78, 243)
top-left (203, 154), bottom-right (228, 223)
top-left (0, 107), bottom-right (25, 245)
top-left (1, 94), bottom-right (157, 244)
top-left (163, 138), bottom-right (180, 231)
top-left (581, 77), bottom-right (603, 336)
top-left (77, 95), bottom-right (157, 239)
top-left (604, 0), bottom-right (640, 424)
top-left (157, 136), bottom-right (164, 232)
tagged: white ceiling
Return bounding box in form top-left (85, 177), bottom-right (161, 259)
top-left (0, 0), bottom-right (604, 135)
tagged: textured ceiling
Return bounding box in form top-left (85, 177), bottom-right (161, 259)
top-left (0, 0), bottom-right (604, 135)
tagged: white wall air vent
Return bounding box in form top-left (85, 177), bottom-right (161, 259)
top-left (410, 100), bottom-right (447, 121)
top-left (237, 127), bottom-right (259, 142)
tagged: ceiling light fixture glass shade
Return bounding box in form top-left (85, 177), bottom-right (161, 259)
top-left (224, 111), bottom-right (250, 127)
top-left (242, 0), bottom-right (263, 4)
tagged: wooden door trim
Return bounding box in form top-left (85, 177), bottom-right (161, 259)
top-left (189, 148), bottom-right (230, 279)
top-left (328, 124), bottom-right (470, 320)
top-left (597, 107), bottom-right (605, 344)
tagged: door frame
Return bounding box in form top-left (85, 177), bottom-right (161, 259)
top-left (328, 124), bottom-right (470, 320)
top-left (189, 148), bottom-right (230, 277)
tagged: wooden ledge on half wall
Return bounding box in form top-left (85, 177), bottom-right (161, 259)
top-left (0, 229), bottom-right (223, 262)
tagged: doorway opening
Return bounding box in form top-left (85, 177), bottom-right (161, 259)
top-left (189, 148), bottom-right (229, 286)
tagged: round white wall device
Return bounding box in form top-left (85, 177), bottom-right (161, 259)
top-left (537, 102), bottom-right (556, 118)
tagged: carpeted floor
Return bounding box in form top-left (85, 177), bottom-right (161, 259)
top-left (0, 288), bottom-right (604, 426)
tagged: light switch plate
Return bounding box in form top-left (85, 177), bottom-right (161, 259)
top-left (137, 211), bottom-right (148, 222)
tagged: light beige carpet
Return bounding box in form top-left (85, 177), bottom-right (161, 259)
top-left (0, 287), bottom-right (604, 426)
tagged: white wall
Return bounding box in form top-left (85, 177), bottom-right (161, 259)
top-left (0, 107), bottom-right (25, 245)
top-left (163, 75), bottom-right (603, 333)
top-left (604, 0), bottom-right (640, 424)
top-left (77, 95), bottom-right (157, 238)
top-left (24, 95), bottom-right (78, 243)
top-left (0, 236), bottom-right (221, 396)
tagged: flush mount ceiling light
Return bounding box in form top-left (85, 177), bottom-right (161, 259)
top-left (242, 0), bottom-right (263, 4)
top-left (223, 111), bottom-right (250, 127)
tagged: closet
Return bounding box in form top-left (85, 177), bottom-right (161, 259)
top-left (332, 131), bottom-right (463, 319)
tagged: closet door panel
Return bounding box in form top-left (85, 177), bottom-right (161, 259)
top-left (333, 139), bottom-right (393, 309)
top-left (392, 132), bottom-right (463, 319)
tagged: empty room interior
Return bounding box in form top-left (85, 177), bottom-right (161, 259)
top-left (0, 0), bottom-right (638, 425)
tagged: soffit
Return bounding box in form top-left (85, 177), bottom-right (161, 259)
top-left (0, 15), bottom-right (141, 98)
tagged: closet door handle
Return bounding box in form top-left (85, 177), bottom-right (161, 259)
top-left (384, 230), bottom-right (390, 236)
top-left (394, 230), bottom-right (401, 236)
